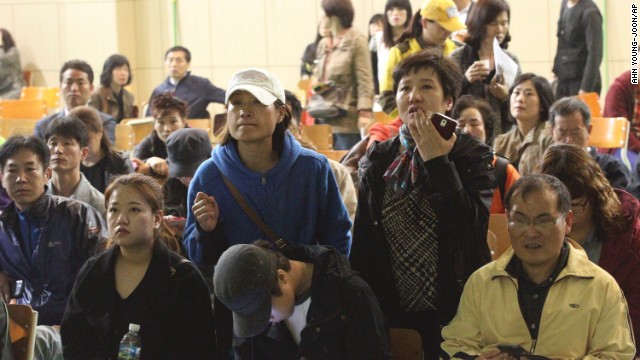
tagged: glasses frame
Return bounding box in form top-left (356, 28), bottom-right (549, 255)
top-left (507, 213), bottom-right (566, 232)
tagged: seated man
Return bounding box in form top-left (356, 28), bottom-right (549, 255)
top-left (44, 116), bottom-right (106, 218)
top-left (549, 97), bottom-right (630, 189)
top-left (441, 174), bottom-right (636, 359)
top-left (213, 242), bottom-right (390, 359)
top-left (0, 135), bottom-right (107, 359)
top-left (34, 59), bottom-right (116, 144)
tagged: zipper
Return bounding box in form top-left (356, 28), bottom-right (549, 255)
top-left (530, 338), bottom-right (537, 353)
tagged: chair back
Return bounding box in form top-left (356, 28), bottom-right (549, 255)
top-left (187, 118), bottom-right (214, 142)
top-left (114, 123), bottom-right (135, 152)
top-left (388, 328), bottom-right (423, 360)
top-left (588, 117), bottom-right (631, 169)
top-left (302, 124), bottom-right (333, 150)
top-left (0, 119), bottom-right (40, 139)
top-left (121, 118), bottom-right (154, 146)
top-left (577, 92), bottom-right (602, 118)
top-left (0, 100), bottom-right (47, 120)
top-left (488, 213), bottom-right (511, 259)
top-left (20, 87), bottom-right (60, 112)
top-left (7, 304), bottom-right (38, 360)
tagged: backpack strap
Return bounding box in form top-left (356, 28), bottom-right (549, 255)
top-left (494, 155), bottom-right (509, 204)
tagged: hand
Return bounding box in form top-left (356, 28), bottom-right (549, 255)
top-left (477, 348), bottom-right (518, 360)
top-left (0, 272), bottom-right (10, 302)
top-left (131, 158), bottom-right (150, 175)
top-left (191, 192), bottom-right (219, 232)
top-left (146, 157), bottom-right (169, 177)
top-left (489, 72), bottom-right (509, 101)
top-left (407, 110), bottom-right (456, 162)
top-left (466, 60), bottom-right (490, 83)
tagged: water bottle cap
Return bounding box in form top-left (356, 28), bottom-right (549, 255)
top-left (128, 323), bottom-right (140, 332)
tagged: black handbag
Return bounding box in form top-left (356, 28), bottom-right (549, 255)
top-left (306, 81), bottom-right (348, 119)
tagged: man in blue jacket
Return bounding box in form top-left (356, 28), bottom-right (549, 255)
top-left (145, 46), bottom-right (225, 119)
top-left (0, 135), bottom-right (107, 359)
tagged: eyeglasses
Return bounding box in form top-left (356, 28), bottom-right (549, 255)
top-left (508, 214), bottom-right (565, 232)
top-left (571, 198), bottom-right (589, 214)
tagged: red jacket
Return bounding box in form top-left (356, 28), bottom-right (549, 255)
top-left (599, 189), bottom-right (640, 350)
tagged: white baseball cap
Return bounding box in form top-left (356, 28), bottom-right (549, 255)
top-left (225, 68), bottom-right (286, 105)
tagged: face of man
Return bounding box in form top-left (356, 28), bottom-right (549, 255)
top-left (0, 149), bottom-right (51, 211)
top-left (47, 135), bottom-right (88, 174)
top-left (551, 111), bottom-right (590, 147)
top-left (165, 50), bottom-right (190, 81)
top-left (507, 189), bottom-right (572, 280)
top-left (61, 69), bottom-right (93, 110)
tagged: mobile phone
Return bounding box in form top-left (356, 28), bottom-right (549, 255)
top-left (10, 280), bottom-right (24, 298)
top-left (497, 344), bottom-right (527, 357)
top-left (430, 112), bottom-right (458, 140)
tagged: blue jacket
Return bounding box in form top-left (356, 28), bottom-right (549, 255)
top-left (146, 72), bottom-right (225, 119)
top-left (0, 193), bottom-right (107, 325)
top-left (34, 110), bottom-right (116, 144)
top-left (183, 132), bottom-right (352, 265)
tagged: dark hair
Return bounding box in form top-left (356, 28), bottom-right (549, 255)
top-left (397, 10), bottom-right (423, 44)
top-left (0, 29), bottom-right (16, 52)
top-left (164, 46), bottom-right (191, 63)
top-left (322, 0), bottom-right (354, 28)
top-left (537, 143), bottom-right (627, 239)
top-left (0, 135), bottom-right (50, 170)
top-left (504, 173), bottom-right (571, 216)
top-left (100, 54), bottom-right (132, 88)
top-left (44, 116), bottom-right (89, 148)
top-left (465, 0), bottom-right (511, 50)
top-left (392, 48), bottom-right (463, 105)
top-left (285, 90), bottom-right (302, 125)
top-left (59, 59), bottom-right (94, 84)
top-left (104, 173), bottom-right (180, 253)
top-left (151, 93), bottom-right (189, 120)
top-left (383, 0), bottom-right (413, 48)
top-left (370, 14), bottom-right (385, 26)
top-left (219, 99), bottom-right (292, 157)
top-left (548, 97), bottom-right (591, 127)
top-left (451, 95), bottom-right (496, 144)
top-left (69, 106), bottom-right (126, 170)
top-left (509, 73), bottom-right (555, 123)
top-left (253, 240), bottom-right (291, 296)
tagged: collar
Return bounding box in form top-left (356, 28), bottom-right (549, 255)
top-left (506, 240), bottom-right (569, 286)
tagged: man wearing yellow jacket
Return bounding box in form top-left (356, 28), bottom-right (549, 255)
top-left (441, 174), bottom-right (636, 359)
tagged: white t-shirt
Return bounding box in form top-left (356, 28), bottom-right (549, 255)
top-left (284, 297), bottom-right (312, 345)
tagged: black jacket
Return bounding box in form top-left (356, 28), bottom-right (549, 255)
top-left (234, 246), bottom-right (390, 360)
top-left (351, 132), bottom-right (495, 328)
top-left (61, 241), bottom-right (216, 360)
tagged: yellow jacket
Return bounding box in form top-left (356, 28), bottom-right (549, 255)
top-left (441, 240), bottom-right (636, 359)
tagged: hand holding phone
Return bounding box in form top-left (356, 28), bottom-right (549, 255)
top-left (429, 112), bottom-right (458, 140)
top-left (497, 344), bottom-right (527, 357)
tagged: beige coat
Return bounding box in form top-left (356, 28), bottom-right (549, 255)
top-left (493, 121), bottom-right (552, 176)
top-left (315, 28), bottom-right (374, 134)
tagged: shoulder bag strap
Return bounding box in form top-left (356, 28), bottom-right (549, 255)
top-left (220, 174), bottom-right (291, 251)
top-left (495, 155), bottom-right (509, 204)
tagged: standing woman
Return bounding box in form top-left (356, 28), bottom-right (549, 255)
top-left (449, 0), bottom-right (520, 137)
top-left (370, 0), bottom-right (413, 94)
top-left (493, 73), bottom-right (555, 175)
top-left (183, 68), bottom-right (351, 356)
top-left (0, 29), bottom-right (25, 99)
top-left (90, 54), bottom-right (135, 122)
top-left (70, 106), bottom-right (133, 193)
top-left (61, 173), bottom-right (216, 359)
top-left (314, 0), bottom-right (374, 150)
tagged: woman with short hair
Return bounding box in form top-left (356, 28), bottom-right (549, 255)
top-left (90, 54), bottom-right (135, 122)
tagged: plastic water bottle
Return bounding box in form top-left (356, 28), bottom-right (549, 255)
top-left (117, 323), bottom-right (142, 360)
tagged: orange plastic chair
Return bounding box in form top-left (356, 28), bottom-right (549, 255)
top-left (0, 99), bottom-right (47, 120)
top-left (577, 92), bottom-right (602, 118)
top-left (374, 111), bottom-right (394, 125)
top-left (588, 117), bottom-right (631, 169)
top-left (7, 304), bottom-right (38, 360)
top-left (0, 118), bottom-right (40, 139)
top-left (488, 213), bottom-right (511, 260)
top-left (388, 328), bottom-right (422, 360)
top-left (302, 124), bottom-right (333, 150)
top-left (20, 87), bottom-right (60, 112)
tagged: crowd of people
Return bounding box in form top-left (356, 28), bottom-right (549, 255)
top-left (0, 0), bottom-right (637, 359)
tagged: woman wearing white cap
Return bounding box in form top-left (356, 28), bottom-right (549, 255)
top-left (183, 68), bottom-right (352, 356)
